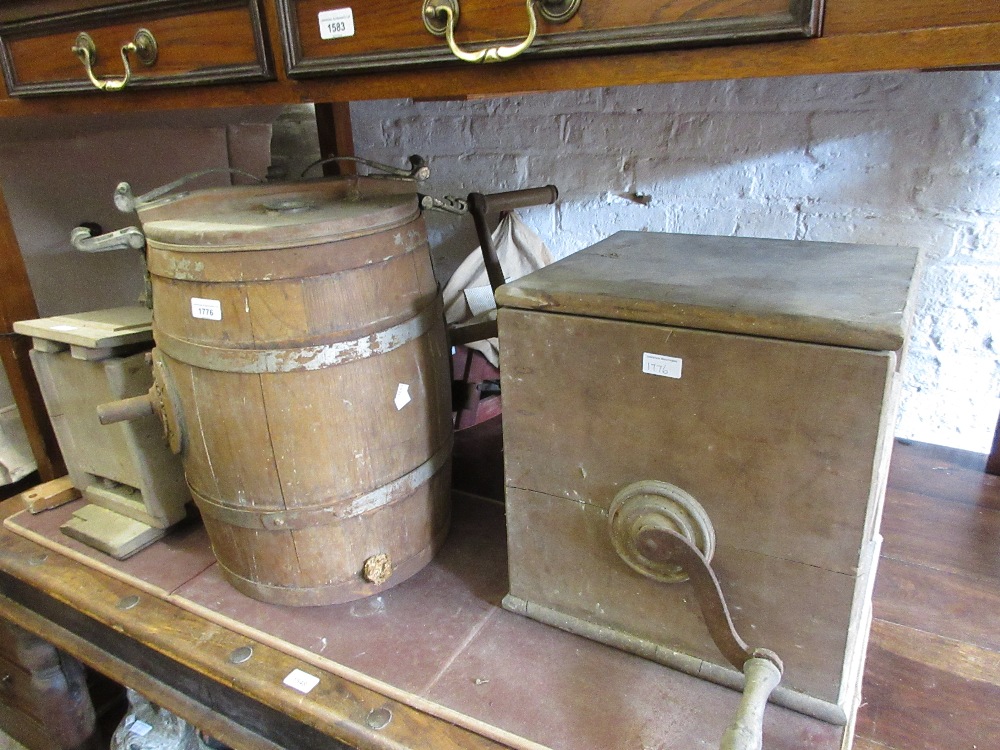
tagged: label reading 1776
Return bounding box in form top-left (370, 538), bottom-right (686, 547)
top-left (318, 8), bottom-right (355, 40)
top-left (642, 352), bottom-right (683, 379)
top-left (190, 297), bottom-right (222, 321)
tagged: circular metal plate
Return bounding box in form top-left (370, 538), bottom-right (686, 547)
top-left (539, 0), bottom-right (581, 24)
top-left (422, 0), bottom-right (459, 37)
top-left (608, 480), bottom-right (715, 583)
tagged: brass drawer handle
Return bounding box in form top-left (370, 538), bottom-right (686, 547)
top-left (423, 0), bottom-right (579, 64)
top-left (71, 28), bottom-right (158, 92)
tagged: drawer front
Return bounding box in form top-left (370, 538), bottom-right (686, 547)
top-left (0, 0), bottom-right (273, 97)
top-left (279, 0), bottom-right (821, 77)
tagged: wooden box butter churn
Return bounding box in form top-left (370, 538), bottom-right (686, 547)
top-left (13, 306), bottom-right (190, 558)
top-left (497, 232), bottom-right (921, 738)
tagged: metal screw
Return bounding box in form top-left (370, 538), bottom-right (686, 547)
top-left (116, 595), bottom-right (140, 610)
top-left (365, 708), bottom-right (392, 730)
top-left (228, 646), bottom-right (254, 664)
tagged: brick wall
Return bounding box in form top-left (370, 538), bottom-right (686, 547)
top-left (347, 70), bottom-right (1000, 453)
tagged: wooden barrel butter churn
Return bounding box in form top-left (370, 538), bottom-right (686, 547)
top-left (99, 175), bottom-right (453, 606)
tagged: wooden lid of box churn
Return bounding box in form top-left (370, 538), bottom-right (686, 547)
top-left (13, 306), bottom-right (152, 348)
top-left (495, 231), bottom-right (922, 351)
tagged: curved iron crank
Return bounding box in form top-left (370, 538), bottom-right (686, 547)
top-left (630, 524), bottom-right (784, 750)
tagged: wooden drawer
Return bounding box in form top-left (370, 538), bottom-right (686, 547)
top-left (0, 0), bottom-right (273, 97)
top-left (278, 0), bottom-right (822, 77)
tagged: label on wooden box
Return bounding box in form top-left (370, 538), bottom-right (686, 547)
top-left (642, 352), bottom-right (683, 379)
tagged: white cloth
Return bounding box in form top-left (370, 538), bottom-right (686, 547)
top-left (442, 211), bottom-right (554, 366)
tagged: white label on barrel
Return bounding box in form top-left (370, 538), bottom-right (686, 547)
top-left (642, 352), bottom-right (683, 379)
top-left (191, 297), bottom-right (222, 321)
top-left (318, 8), bottom-right (355, 39)
top-left (394, 383), bottom-right (411, 410)
top-left (283, 668), bottom-right (320, 694)
top-left (129, 720), bottom-right (153, 737)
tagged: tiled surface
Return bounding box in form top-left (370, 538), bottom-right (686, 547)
top-left (173, 498), bottom-right (508, 694)
top-left (5, 499), bottom-right (214, 596)
top-left (5, 494), bottom-right (843, 750)
top-left (426, 609), bottom-right (843, 750)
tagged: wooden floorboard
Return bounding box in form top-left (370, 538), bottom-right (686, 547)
top-left (857, 440), bottom-right (1000, 750)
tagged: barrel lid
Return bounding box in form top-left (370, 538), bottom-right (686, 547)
top-left (496, 232), bottom-right (923, 351)
top-left (13, 306), bottom-right (152, 348)
top-left (137, 177), bottom-right (420, 251)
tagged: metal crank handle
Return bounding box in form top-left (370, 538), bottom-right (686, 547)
top-left (608, 484), bottom-right (783, 750)
top-left (720, 655), bottom-right (783, 750)
top-left (71, 225), bottom-right (145, 253)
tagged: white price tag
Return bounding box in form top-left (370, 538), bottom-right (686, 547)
top-left (642, 352), bottom-right (683, 379)
top-left (190, 297), bottom-right (222, 321)
top-left (283, 668), bottom-right (321, 694)
top-left (318, 8), bottom-right (355, 40)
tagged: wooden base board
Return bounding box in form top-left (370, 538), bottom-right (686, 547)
top-left (60, 504), bottom-right (165, 560)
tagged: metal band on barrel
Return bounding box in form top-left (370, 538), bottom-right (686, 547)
top-left (156, 299), bottom-right (442, 374)
top-left (190, 438), bottom-right (452, 531)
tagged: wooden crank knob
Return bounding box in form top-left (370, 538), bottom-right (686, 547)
top-left (96, 392), bottom-right (155, 425)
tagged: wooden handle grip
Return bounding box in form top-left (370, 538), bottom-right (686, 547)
top-left (719, 657), bottom-right (782, 750)
top-left (476, 185), bottom-right (559, 213)
top-left (97, 393), bottom-right (154, 425)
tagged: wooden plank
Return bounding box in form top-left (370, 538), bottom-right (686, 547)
top-left (855, 619), bottom-right (1000, 750)
top-left (880, 488), bottom-right (1000, 581)
top-left (495, 232), bottom-right (921, 352)
top-left (887, 440), bottom-right (999, 511)
top-left (872, 556), bottom-right (1000, 654)
top-left (20, 476), bottom-right (79, 514)
top-left (314, 102), bottom-right (357, 177)
top-left (824, 0), bottom-right (1000, 35)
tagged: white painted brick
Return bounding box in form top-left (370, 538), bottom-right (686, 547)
top-left (526, 153), bottom-right (630, 201)
top-left (563, 112), bottom-right (672, 152)
top-left (914, 164), bottom-right (1000, 217)
top-left (468, 115), bottom-right (567, 153)
top-left (343, 70), bottom-right (1000, 452)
